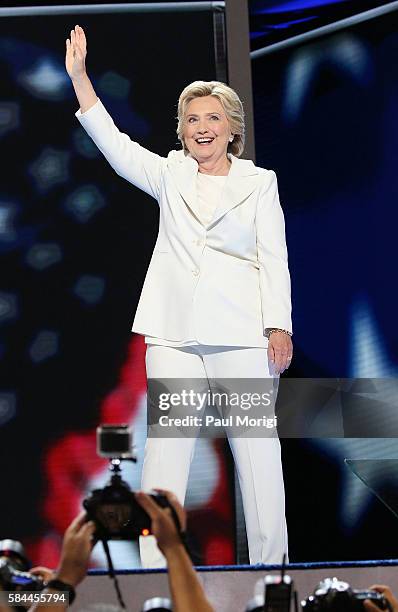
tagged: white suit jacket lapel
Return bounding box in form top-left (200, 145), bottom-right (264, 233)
top-left (168, 149), bottom-right (259, 226)
top-left (212, 154), bottom-right (259, 226)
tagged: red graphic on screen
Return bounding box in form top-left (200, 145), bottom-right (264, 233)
top-left (26, 334), bottom-right (234, 567)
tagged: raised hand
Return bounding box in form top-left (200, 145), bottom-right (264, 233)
top-left (65, 25), bottom-right (87, 81)
top-left (55, 511), bottom-right (95, 587)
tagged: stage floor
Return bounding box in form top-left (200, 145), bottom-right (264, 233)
top-left (71, 561), bottom-right (398, 611)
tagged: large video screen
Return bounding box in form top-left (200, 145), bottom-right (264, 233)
top-left (0, 5), bottom-right (236, 569)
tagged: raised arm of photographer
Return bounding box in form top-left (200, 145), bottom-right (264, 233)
top-left (65, 25), bottom-right (97, 113)
top-left (29, 512), bottom-right (95, 612)
top-left (136, 490), bottom-right (215, 612)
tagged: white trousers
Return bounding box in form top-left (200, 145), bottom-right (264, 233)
top-left (141, 344), bottom-right (288, 566)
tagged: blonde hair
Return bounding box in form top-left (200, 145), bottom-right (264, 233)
top-left (176, 80), bottom-right (245, 157)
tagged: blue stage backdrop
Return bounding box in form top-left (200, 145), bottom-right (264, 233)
top-left (249, 0), bottom-right (396, 49)
top-left (251, 0), bottom-right (398, 560)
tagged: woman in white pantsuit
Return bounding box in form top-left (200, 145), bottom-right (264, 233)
top-left (66, 25), bottom-right (293, 566)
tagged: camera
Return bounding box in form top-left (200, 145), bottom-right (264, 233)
top-left (141, 598), bottom-right (172, 611)
top-left (0, 539), bottom-right (43, 592)
top-left (301, 577), bottom-right (391, 611)
top-left (245, 559), bottom-right (296, 612)
top-left (83, 425), bottom-right (180, 540)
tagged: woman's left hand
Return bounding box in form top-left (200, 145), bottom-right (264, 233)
top-left (268, 332), bottom-right (293, 375)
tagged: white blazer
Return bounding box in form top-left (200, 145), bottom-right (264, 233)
top-left (76, 99), bottom-right (292, 347)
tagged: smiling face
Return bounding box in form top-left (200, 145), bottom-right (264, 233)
top-left (182, 95), bottom-right (232, 164)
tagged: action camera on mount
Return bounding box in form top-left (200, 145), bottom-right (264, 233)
top-left (83, 425), bottom-right (180, 540)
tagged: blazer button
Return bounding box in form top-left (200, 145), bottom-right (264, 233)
top-left (192, 268), bottom-right (199, 276)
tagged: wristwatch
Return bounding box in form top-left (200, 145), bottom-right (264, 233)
top-left (46, 579), bottom-right (76, 605)
top-left (265, 328), bottom-right (293, 339)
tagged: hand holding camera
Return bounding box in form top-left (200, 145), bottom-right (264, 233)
top-left (54, 512), bottom-right (95, 588)
top-left (135, 489), bottom-right (187, 556)
top-left (364, 586), bottom-right (398, 612)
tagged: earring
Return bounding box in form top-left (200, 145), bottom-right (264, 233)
top-left (229, 135), bottom-right (234, 142)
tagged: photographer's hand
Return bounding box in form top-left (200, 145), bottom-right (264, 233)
top-left (28, 513), bottom-right (95, 612)
top-left (29, 567), bottom-right (55, 583)
top-left (135, 490), bottom-right (214, 612)
top-left (364, 585), bottom-right (398, 612)
top-left (135, 490), bottom-right (185, 555)
top-left (54, 511), bottom-right (95, 588)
